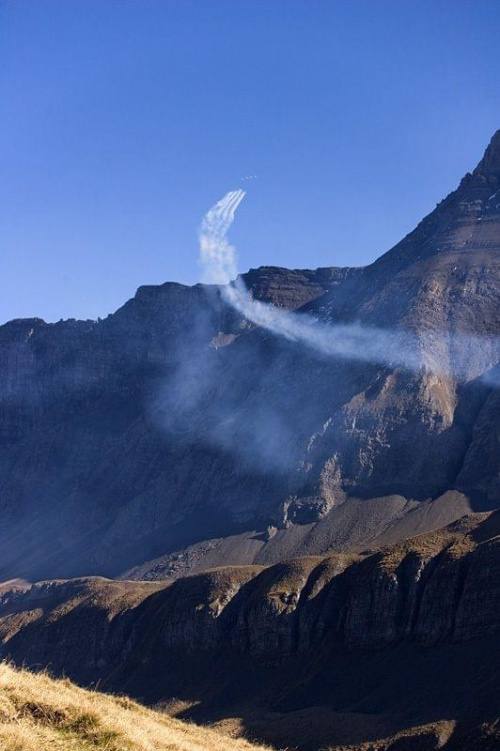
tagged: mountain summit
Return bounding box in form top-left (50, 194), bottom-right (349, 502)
top-left (475, 128), bottom-right (500, 176)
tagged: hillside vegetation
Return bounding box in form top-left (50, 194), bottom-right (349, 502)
top-left (0, 663), bottom-right (266, 751)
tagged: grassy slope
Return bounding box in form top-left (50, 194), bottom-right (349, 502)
top-left (0, 663), bottom-right (267, 751)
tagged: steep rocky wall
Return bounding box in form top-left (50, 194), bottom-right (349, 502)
top-left (0, 134), bottom-right (498, 584)
top-left (0, 512), bottom-right (500, 751)
top-left (0, 513), bottom-right (498, 678)
top-left (0, 513), bottom-right (498, 750)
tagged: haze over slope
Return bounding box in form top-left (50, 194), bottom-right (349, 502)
top-left (0, 132), bottom-right (499, 582)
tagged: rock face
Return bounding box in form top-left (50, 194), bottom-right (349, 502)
top-left (0, 133), bottom-right (499, 582)
top-left (0, 513), bottom-right (499, 750)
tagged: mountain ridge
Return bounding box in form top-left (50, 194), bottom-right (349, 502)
top-left (1, 511), bottom-right (499, 750)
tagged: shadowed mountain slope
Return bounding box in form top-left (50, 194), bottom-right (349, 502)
top-left (0, 133), bottom-right (499, 582)
top-left (0, 512), bottom-right (499, 750)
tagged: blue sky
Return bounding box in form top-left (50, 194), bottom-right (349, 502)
top-left (1, 0), bottom-right (499, 323)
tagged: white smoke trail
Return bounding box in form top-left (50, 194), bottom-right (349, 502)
top-left (198, 190), bottom-right (416, 370)
top-left (223, 276), bottom-right (422, 371)
top-left (198, 191), bottom-right (500, 381)
top-left (198, 189), bottom-right (246, 284)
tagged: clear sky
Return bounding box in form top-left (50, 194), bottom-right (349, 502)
top-left (1, 0), bottom-right (499, 323)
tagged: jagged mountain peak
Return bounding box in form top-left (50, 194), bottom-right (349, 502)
top-left (343, 130), bottom-right (500, 295)
top-left (474, 129), bottom-right (500, 177)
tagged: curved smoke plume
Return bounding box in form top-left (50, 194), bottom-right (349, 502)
top-left (198, 190), bottom-right (499, 382)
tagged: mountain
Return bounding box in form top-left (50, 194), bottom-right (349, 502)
top-left (1, 511), bottom-right (499, 750)
top-left (0, 662), bottom-right (266, 751)
top-left (0, 132), bottom-right (499, 582)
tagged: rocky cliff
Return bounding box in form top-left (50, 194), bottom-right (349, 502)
top-left (0, 512), bottom-right (498, 750)
top-left (0, 133), bottom-right (499, 582)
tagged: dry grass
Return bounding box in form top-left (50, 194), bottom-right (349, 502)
top-left (374, 511), bottom-right (491, 571)
top-left (0, 663), bottom-right (268, 751)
